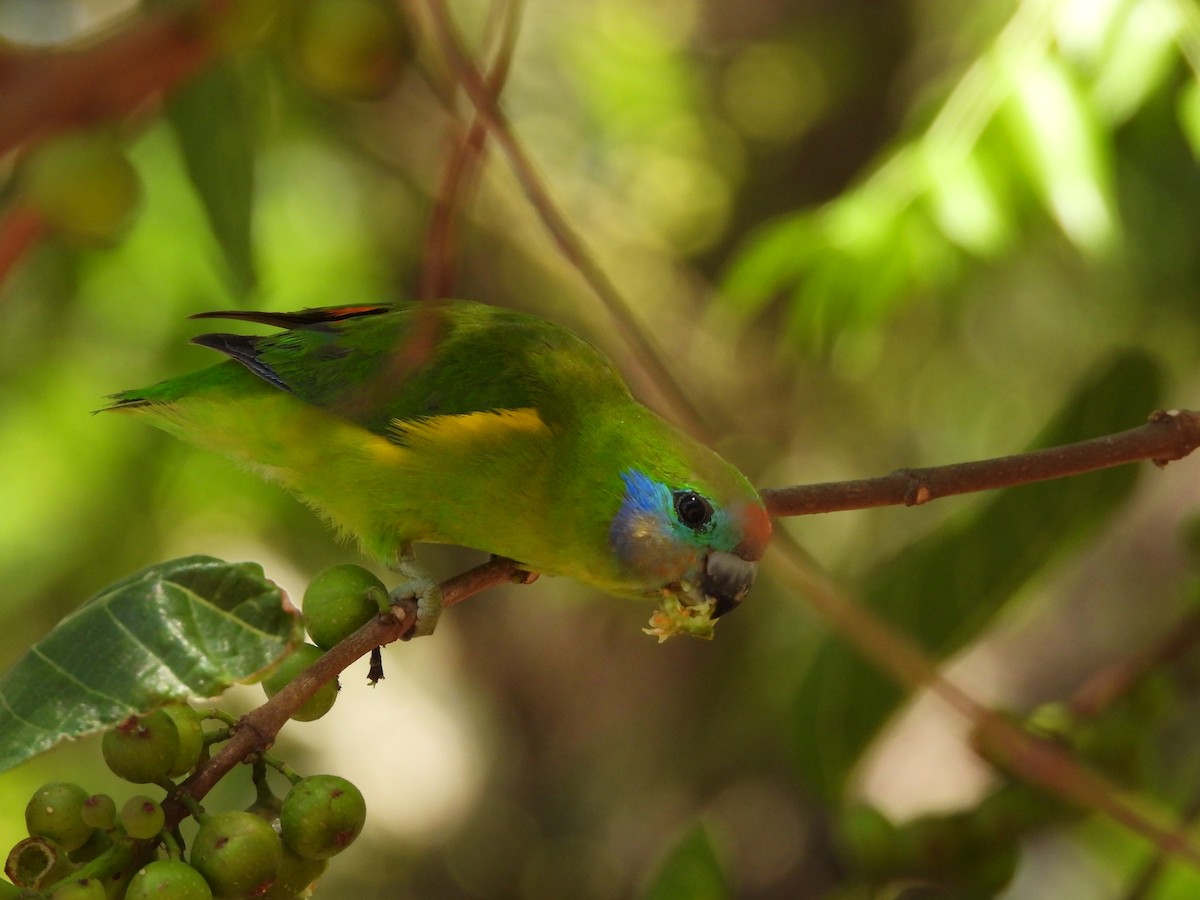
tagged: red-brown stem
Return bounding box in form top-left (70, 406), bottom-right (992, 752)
top-left (419, 0), bottom-right (714, 442)
top-left (419, 0), bottom-right (523, 301)
top-left (762, 409), bottom-right (1200, 517)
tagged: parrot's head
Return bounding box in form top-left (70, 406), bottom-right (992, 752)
top-left (609, 461), bottom-right (772, 635)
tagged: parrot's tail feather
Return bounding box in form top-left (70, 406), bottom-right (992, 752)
top-left (189, 306), bottom-right (390, 329)
top-left (97, 394), bottom-right (152, 412)
top-left (191, 333), bottom-right (292, 392)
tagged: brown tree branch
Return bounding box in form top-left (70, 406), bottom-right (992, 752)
top-left (761, 408), bottom-right (1200, 517)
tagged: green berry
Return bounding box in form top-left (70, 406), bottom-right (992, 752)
top-left (16, 131), bottom-right (142, 244)
top-left (288, 0), bottom-right (413, 99)
top-left (46, 877), bottom-right (107, 899)
top-left (120, 796), bottom-right (166, 841)
top-left (279, 775), bottom-right (366, 860)
top-left (303, 564), bottom-right (385, 649)
top-left (80, 794), bottom-right (117, 831)
top-left (25, 782), bottom-right (94, 853)
top-left (101, 709), bottom-right (181, 784)
top-left (159, 703), bottom-right (206, 778)
top-left (5, 836), bottom-right (73, 890)
top-left (261, 644), bottom-right (338, 722)
top-left (960, 841), bottom-right (1020, 896)
top-left (126, 859), bottom-right (214, 900)
top-left (190, 811), bottom-right (282, 900)
top-left (897, 813), bottom-right (974, 876)
top-left (833, 803), bottom-right (899, 877)
top-left (261, 846), bottom-right (326, 899)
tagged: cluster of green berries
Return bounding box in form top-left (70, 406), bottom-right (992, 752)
top-left (4, 701), bottom-right (366, 899)
top-left (9, 0), bottom-right (412, 246)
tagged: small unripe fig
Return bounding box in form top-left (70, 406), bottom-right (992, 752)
top-left (80, 794), bottom-right (116, 831)
top-left (16, 131), bottom-right (142, 244)
top-left (25, 782), bottom-right (93, 853)
top-left (261, 846), bottom-right (326, 899)
top-left (45, 877), bottom-right (107, 899)
top-left (101, 709), bottom-right (181, 784)
top-left (5, 836), bottom-right (73, 890)
top-left (279, 775), bottom-right (366, 860)
top-left (261, 644), bottom-right (338, 722)
top-left (120, 796), bottom-right (165, 841)
top-left (126, 858), bottom-right (214, 900)
top-left (833, 803), bottom-right (899, 877)
top-left (303, 564), bottom-right (384, 649)
top-left (159, 702), bottom-right (205, 778)
top-left (190, 811), bottom-right (282, 899)
top-left (288, 0), bottom-right (413, 99)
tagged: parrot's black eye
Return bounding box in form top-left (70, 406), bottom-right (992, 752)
top-left (673, 491), bottom-right (714, 531)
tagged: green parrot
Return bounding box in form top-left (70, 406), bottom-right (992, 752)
top-left (107, 301), bottom-right (771, 639)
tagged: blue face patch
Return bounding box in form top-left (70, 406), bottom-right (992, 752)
top-left (609, 470), bottom-right (682, 576)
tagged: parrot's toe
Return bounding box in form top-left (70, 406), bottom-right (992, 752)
top-left (388, 554), bottom-right (443, 639)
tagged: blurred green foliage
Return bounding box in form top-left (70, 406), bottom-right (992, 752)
top-left (4, 0), bottom-right (1200, 897)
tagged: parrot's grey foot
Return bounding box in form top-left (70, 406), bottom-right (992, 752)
top-left (388, 555), bottom-right (442, 639)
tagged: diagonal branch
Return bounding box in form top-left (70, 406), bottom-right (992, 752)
top-left (761, 408), bottom-right (1200, 517)
top-left (162, 555), bottom-right (526, 827)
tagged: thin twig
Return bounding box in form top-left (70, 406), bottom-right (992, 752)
top-left (419, 0), bottom-right (713, 441)
top-left (761, 409), bottom-right (1200, 517)
top-left (419, 0), bottom-right (523, 300)
top-left (1070, 609), bottom-right (1200, 719)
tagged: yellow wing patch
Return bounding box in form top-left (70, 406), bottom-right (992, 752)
top-left (388, 407), bottom-right (550, 448)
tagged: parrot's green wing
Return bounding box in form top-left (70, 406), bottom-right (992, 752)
top-left (187, 302), bottom-right (629, 437)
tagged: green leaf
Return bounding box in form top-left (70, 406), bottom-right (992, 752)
top-left (921, 142), bottom-right (1012, 257)
top-left (720, 214), bottom-right (819, 319)
top-left (640, 823), bottom-right (728, 900)
top-left (0, 556), bottom-right (301, 773)
top-left (792, 350), bottom-right (1163, 796)
top-left (165, 60), bottom-right (261, 294)
top-left (1000, 54), bottom-right (1115, 253)
top-left (1089, 0), bottom-right (1181, 125)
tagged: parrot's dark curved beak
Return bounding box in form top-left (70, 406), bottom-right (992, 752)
top-left (702, 551), bottom-right (757, 618)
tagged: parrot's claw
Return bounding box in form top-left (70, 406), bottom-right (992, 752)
top-left (388, 554), bottom-right (442, 639)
